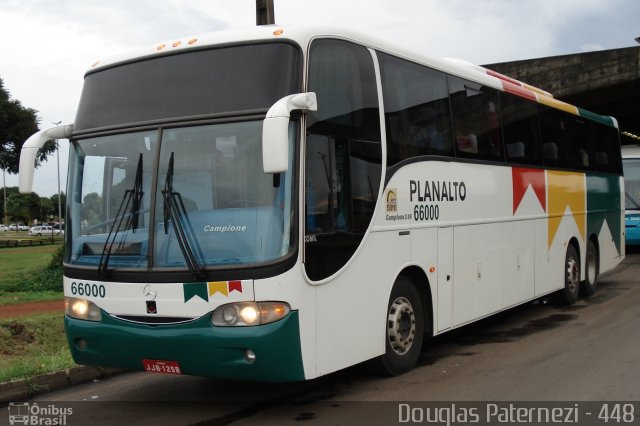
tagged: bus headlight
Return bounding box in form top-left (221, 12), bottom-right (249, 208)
top-left (211, 302), bottom-right (290, 326)
top-left (65, 297), bottom-right (102, 321)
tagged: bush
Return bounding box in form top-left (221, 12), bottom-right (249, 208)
top-left (23, 245), bottom-right (64, 292)
top-left (0, 246), bottom-right (64, 293)
top-left (48, 245), bottom-right (64, 270)
top-left (23, 267), bottom-right (63, 292)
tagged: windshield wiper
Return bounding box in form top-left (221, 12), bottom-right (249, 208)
top-left (162, 152), bottom-right (205, 279)
top-left (98, 154), bottom-right (144, 278)
top-left (129, 154), bottom-right (144, 230)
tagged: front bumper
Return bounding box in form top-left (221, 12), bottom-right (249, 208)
top-left (65, 310), bottom-right (305, 382)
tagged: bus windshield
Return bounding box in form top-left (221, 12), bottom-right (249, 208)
top-left (67, 120), bottom-right (296, 272)
top-left (623, 158), bottom-right (640, 210)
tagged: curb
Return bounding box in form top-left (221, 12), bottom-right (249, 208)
top-left (0, 366), bottom-right (125, 404)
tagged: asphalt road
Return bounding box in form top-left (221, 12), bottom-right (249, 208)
top-left (26, 251), bottom-right (640, 426)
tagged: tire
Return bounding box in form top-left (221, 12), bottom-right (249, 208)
top-left (562, 244), bottom-right (580, 305)
top-left (370, 276), bottom-right (424, 376)
top-left (580, 240), bottom-right (599, 297)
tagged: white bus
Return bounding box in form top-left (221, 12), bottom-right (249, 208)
top-left (20, 26), bottom-right (623, 381)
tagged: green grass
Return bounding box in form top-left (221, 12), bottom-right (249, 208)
top-left (0, 244), bottom-right (64, 304)
top-left (0, 312), bottom-right (75, 382)
top-left (0, 244), bottom-right (59, 281)
top-left (0, 244), bottom-right (73, 384)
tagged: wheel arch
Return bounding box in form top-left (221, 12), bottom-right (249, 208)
top-left (568, 236), bottom-right (581, 258)
top-left (396, 265), bottom-right (433, 336)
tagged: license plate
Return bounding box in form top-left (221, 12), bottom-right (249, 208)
top-left (142, 359), bottom-right (182, 375)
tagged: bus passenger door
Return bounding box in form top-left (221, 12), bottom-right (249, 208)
top-left (437, 226), bottom-right (453, 332)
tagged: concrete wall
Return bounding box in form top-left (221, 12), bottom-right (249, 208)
top-left (486, 47), bottom-right (640, 139)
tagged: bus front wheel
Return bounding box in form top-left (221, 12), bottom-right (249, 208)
top-left (562, 244), bottom-right (580, 305)
top-left (372, 276), bottom-right (424, 376)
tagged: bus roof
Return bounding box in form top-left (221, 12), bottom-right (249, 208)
top-left (87, 25), bottom-right (618, 129)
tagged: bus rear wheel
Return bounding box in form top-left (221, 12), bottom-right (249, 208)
top-left (372, 276), bottom-right (424, 376)
top-left (562, 244), bottom-right (580, 305)
top-left (580, 240), bottom-right (599, 297)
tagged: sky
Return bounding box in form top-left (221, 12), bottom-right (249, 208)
top-left (1, 0), bottom-right (638, 196)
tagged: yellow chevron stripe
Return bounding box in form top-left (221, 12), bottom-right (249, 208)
top-left (547, 171), bottom-right (585, 248)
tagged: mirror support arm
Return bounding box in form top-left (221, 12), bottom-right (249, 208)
top-left (19, 123), bottom-right (74, 193)
top-left (262, 92), bottom-right (316, 173)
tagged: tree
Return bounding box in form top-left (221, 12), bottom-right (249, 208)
top-left (1, 186), bottom-right (19, 222)
top-left (0, 77), bottom-right (56, 174)
top-left (50, 192), bottom-right (66, 220)
top-left (1, 187), bottom-right (60, 224)
top-left (39, 197), bottom-right (54, 221)
top-left (6, 191), bottom-right (40, 224)
top-left (82, 192), bottom-right (103, 224)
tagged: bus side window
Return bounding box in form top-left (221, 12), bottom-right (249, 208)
top-left (569, 117), bottom-right (593, 170)
top-left (592, 122), bottom-right (619, 174)
top-left (500, 92), bottom-right (542, 165)
top-left (539, 106), bottom-right (569, 168)
top-left (378, 52), bottom-right (453, 165)
top-left (305, 39), bottom-right (382, 281)
top-left (305, 134), bottom-right (335, 234)
top-left (448, 75), bottom-right (503, 162)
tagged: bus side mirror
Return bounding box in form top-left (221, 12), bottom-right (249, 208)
top-left (19, 123), bottom-right (74, 193)
top-left (262, 92), bottom-right (317, 173)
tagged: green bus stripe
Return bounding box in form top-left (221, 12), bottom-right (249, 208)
top-left (586, 173), bottom-right (622, 255)
top-left (578, 108), bottom-right (615, 127)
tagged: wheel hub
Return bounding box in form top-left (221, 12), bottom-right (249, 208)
top-left (387, 296), bottom-right (416, 355)
top-left (567, 256), bottom-right (579, 292)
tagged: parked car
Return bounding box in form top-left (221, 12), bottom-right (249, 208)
top-left (8, 224), bottom-right (18, 231)
top-left (18, 224), bottom-right (29, 231)
top-left (29, 225), bottom-right (60, 236)
top-left (52, 223), bottom-right (65, 236)
top-left (0, 225), bottom-right (8, 232)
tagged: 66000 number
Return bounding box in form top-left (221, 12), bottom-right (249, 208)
top-left (414, 204), bottom-right (439, 221)
top-left (70, 281), bottom-right (106, 298)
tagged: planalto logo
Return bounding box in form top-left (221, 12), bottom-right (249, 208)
top-left (8, 402), bottom-right (73, 425)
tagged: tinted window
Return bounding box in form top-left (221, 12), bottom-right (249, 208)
top-left (539, 107), bottom-right (570, 168)
top-left (609, 127), bottom-right (623, 174)
top-left (500, 93), bottom-right (541, 165)
top-left (569, 117), bottom-right (593, 170)
top-left (449, 76), bottom-right (503, 161)
top-left (306, 40), bottom-right (380, 141)
top-left (378, 52), bottom-right (453, 165)
top-left (591, 123), bottom-right (619, 173)
top-left (305, 39), bottom-right (382, 281)
top-left (75, 43), bottom-right (301, 130)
